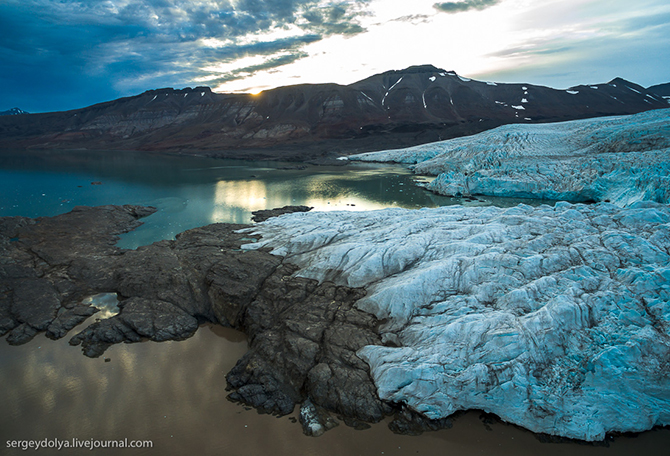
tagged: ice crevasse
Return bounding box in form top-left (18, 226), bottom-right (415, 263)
top-left (241, 201), bottom-right (670, 441)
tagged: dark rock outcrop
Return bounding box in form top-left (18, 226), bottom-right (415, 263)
top-left (0, 66), bottom-right (667, 160)
top-left (251, 205), bottom-right (313, 222)
top-left (0, 205), bottom-right (392, 433)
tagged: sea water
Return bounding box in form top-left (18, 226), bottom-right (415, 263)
top-left (0, 149), bottom-right (551, 248)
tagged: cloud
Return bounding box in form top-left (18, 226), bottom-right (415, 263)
top-left (0, 0), bottom-right (371, 111)
top-left (389, 14), bottom-right (432, 24)
top-left (433, 0), bottom-right (501, 14)
top-left (207, 51), bottom-right (311, 86)
top-left (475, 4), bottom-right (670, 88)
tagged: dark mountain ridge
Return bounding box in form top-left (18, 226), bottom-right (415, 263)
top-left (648, 82), bottom-right (670, 97)
top-left (0, 65), bottom-right (667, 160)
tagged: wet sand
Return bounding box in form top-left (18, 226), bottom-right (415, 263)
top-left (1, 325), bottom-right (668, 456)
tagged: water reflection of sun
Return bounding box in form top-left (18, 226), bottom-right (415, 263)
top-left (212, 180), bottom-right (269, 222)
top-left (211, 177), bottom-right (401, 223)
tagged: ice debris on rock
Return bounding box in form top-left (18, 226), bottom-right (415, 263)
top-left (241, 202), bottom-right (670, 441)
top-left (349, 109), bottom-right (670, 206)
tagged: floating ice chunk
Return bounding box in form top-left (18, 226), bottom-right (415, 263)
top-left (566, 90), bottom-right (579, 95)
top-left (511, 105), bottom-right (525, 110)
top-left (458, 76), bottom-right (471, 82)
top-left (521, 98), bottom-right (528, 103)
top-left (487, 81), bottom-right (497, 86)
top-left (429, 76), bottom-right (436, 82)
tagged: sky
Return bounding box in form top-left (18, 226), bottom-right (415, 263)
top-left (1, 0), bottom-right (669, 113)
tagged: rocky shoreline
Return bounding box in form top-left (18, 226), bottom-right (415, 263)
top-left (0, 205), bottom-right (404, 436)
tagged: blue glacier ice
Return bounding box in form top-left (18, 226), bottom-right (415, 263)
top-left (348, 109), bottom-right (670, 206)
top-left (241, 201), bottom-right (670, 441)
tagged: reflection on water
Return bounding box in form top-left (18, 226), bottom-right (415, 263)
top-left (82, 293), bottom-right (120, 320)
top-left (1, 328), bottom-right (668, 456)
top-left (2, 149), bottom-right (668, 454)
top-left (213, 179), bottom-right (269, 219)
top-left (0, 149), bottom-right (549, 249)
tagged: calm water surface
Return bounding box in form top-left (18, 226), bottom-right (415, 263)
top-left (1, 149), bottom-right (668, 455)
top-left (0, 149), bottom-right (550, 248)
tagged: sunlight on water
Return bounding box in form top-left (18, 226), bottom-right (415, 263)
top-left (212, 179), bottom-right (269, 221)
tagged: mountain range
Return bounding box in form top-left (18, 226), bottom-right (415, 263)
top-left (0, 65), bottom-right (667, 161)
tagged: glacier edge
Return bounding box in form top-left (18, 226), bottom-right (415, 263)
top-left (241, 202), bottom-right (670, 441)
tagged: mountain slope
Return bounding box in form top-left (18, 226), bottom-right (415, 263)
top-left (0, 65), bottom-right (667, 160)
top-left (649, 82), bottom-right (670, 98)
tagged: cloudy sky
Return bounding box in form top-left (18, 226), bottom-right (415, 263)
top-left (1, 0), bottom-right (669, 113)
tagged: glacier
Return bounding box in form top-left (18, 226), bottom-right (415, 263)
top-left (241, 202), bottom-right (670, 441)
top-left (348, 108), bottom-right (670, 206)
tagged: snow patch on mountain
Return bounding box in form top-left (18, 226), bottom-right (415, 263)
top-left (241, 202), bottom-right (670, 441)
top-left (0, 107), bottom-right (29, 115)
top-left (349, 109), bottom-right (670, 206)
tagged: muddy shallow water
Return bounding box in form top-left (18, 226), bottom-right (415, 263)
top-left (1, 149), bottom-right (668, 454)
top-left (1, 326), bottom-right (668, 456)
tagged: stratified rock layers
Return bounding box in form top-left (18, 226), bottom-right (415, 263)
top-left (242, 202), bottom-right (670, 441)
